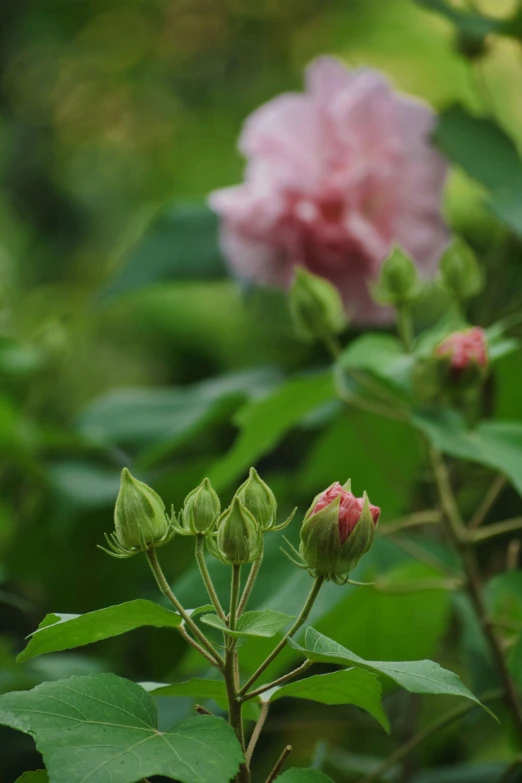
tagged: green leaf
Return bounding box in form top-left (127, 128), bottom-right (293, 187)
top-left (208, 371), bottom-right (335, 490)
top-left (17, 600), bottom-right (182, 662)
top-left (336, 333), bottom-right (413, 399)
top-left (78, 369), bottom-right (279, 461)
top-left (276, 770), bottom-right (335, 783)
top-left (98, 204), bottom-right (226, 303)
top-left (14, 774), bottom-right (49, 783)
top-left (413, 409), bottom-right (522, 496)
top-left (289, 628), bottom-right (495, 719)
top-left (201, 609), bottom-right (294, 639)
top-left (434, 105), bottom-right (522, 235)
top-left (141, 678), bottom-right (260, 720)
top-left (414, 0), bottom-right (500, 40)
top-left (0, 674), bottom-right (243, 783)
top-left (267, 668), bottom-right (389, 732)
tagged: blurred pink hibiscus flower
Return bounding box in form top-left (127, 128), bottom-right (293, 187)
top-left (209, 56), bottom-right (449, 323)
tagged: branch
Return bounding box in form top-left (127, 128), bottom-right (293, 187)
top-left (468, 474), bottom-right (507, 529)
top-left (356, 689), bottom-right (502, 783)
top-left (379, 510), bottom-right (442, 537)
top-left (470, 517), bottom-right (522, 543)
top-left (245, 701), bottom-right (270, 765)
top-left (266, 745), bottom-right (293, 783)
top-left (243, 660), bottom-right (313, 702)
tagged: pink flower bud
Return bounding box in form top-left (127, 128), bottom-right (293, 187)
top-left (311, 482), bottom-right (380, 544)
top-left (435, 327), bottom-right (488, 379)
top-left (299, 480), bottom-right (380, 582)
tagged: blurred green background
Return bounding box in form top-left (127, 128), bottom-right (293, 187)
top-left (1, 0), bottom-right (522, 781)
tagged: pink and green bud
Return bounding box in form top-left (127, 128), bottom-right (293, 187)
top-left (300, 481), bottom-right (380, 581)
top-left (101, 468), bottom-right (175, 558)
top-left (434, 326), bottom-right (488, 384)
top-left (179, 478), bottom-right (221, 535)
top-left (209, 496), bottom-right (263, 565)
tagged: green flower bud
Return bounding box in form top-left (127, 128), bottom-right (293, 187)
top-left (439, 238), bottom-right (483, 302)
top-left (372, 246), bottom-right (420, 306)
top-left (289, 266), bottom-right (346, 343)
top-left (179, 478), bottom-right (221, 535)
top-left (209, 496), bottom-right (262, 565)
top-left (298, 482), bottom-right (380, 583)
top-left (100, 468), bottom-right (175, 558)
top-left (237, 467), bottom-right (277, 531)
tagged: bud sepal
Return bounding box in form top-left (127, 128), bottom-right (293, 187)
top-left (237, 467), bottom-right (296, 533)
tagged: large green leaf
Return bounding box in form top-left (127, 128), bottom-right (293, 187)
top-left (0, 674), bottom-right (243, 783)
top-left (414, 0), bottom-right (511, 40)
top-left (99, 204), bottom-right (226, 302)
top-left (276, 771), bottom-right (335, 783)
top-left (289, 628), bottom-right (495, 718)
top-left (336, 333), bottom-right (413, 400)
top-left (208, 371), bottom-right (335, 490)
top-left (434, 105), bottom-right (522, 234)
top-left (141, 678), bottom-right (259, 720)
top-left (267, 668), bottom-right (389, 732)
top-left (18, 600), bottom-right (182, 662)
top-left (14, 774), bottom-right (49, 783)
top-left (413, 409), bottom-right (522, 495)
top-left (77, 369), bottom-right (279, 460)
top-left (201, 609), bottom-right (294, 639)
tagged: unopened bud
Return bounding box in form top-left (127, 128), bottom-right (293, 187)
top-left (434, 326), bottom-right (488, 386)
top-left (208, 496), bottom-right (262, 565)
top-left (179, 478), bottom-right (220, 535)
top-left (299, 481), bottom-right (380, 583)
top-left (372, 246), bottom-right (419, 306)
top-left (101, 468), bottom-right (175, 558)
top-left (237, 468), bottom-right (277, 531)
top-left (439, 238), bottom-right (483, 302)
top-left (289, 266), bottom-right (346, 342)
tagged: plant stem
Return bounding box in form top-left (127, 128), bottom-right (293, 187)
top-left (355, 689), bottom-right (502, 783)
top-left (379, 510), bottom-right (442, 536)
top-left (145, 549), bottom-right (223, 668)
top-left (238, 552), bottom-right (263, 617)
top-left (244, 660), bottom-right (313, 701)
top-left (239, 576), bottom-right (325, 696)
top-left (266, 745), bottom-right (292, 783)
top-left (245, 701), bottom-right (270, 764)
top-left (195, 535), bottom-right (227, 621)
top-left (223, 565), bottom-right (249, 782)
top-left (429, 449), bottom-right (522, 741)
top-left (335, 382), bottom-right (408, 423)
top-left (471, 517), bottom-right (522, 543)
top-left (468, 474), bottom-right (507, 529)
top-left (397, 305), bottom-right (414, 352)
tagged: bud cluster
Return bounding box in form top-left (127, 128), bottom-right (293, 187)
top-left (101, 467), bottom-right (379, 584)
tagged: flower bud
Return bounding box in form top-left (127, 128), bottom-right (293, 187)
top-left (289, 266), bottom-right (346, 343)
top-left (209, 496), bottom-right (262, 565)
top-left (439, 238), bottom-right (483, 302)
top-left (434, 326), bottom-right (488, 386)
top-left (101, 468), bottom-right (175, 558)
top-left (299, 481), bottom-right (380, 582)
top-left (372, 246), bottom-right (419, 306)
top-left (179, 478), bottom-right (220, 535)
top-left (237, 467), bottom-right (277, 531)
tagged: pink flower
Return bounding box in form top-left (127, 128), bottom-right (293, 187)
top-left (311, 481), bottom-right (380, 544)
top-left (435, 327), bottom-right (488, 377)
top-left (209, 57), bottom-right (449, 323)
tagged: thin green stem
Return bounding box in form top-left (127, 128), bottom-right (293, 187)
top-left (224, 564), bottom-right (246, 772)
top-left (245, 701), bottom-right (270, 764)
top-left (470, 517), bottom-right (522, 543)
top-left (238, 552), bottom-right (263, 617)
top-left (356, 689), bottom-right (502, 783)
top-left (195, 535), bottom-right (226, 621)
top-left (379, 510), bottom-right (441, 537)
top-left (335, 382), bottom-right (408, 423)
top-left (266, 746), bottom-right (292, 783)
top-left (429, 449), bottom-right (522, 742)
top-left (240, 575), bottom-right (325, 696)
top-left (468, 474), bottom-right (507, 529)
top-left (145, 549), bottom-right (223, 668)
top-left (397, 305), bottom-right (414, 352)
top-left (243, 660), bottom-right (313, 701)
top-left (229, 565), bottom-right (241, 639)
top-left (322, 334), bottom-right (342, 359)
